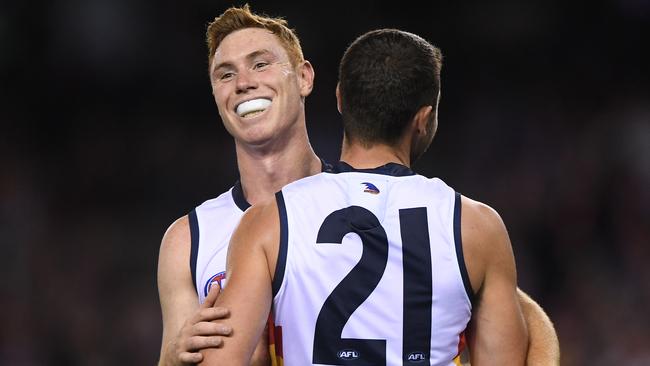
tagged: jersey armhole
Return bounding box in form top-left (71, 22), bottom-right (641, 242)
top-left (454, 192), bottom-right (475, 306)
top-left (272, 191), bottom-right (289, 297)
top-left (188, 209), bottom-right (199, 292)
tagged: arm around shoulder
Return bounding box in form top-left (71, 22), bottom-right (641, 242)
top-left (461, 196), bottom-right (528, 365)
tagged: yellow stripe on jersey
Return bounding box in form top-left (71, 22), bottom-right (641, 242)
top-left (267, 312), bottom-right (283, 366)
top-left (269, 346), bottom-right (283, 366)
top-left (453, 354), bottom-right (462, 366)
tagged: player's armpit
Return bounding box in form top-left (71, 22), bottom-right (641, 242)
top-left (199, 200), bottom-right (279, 366)
top-left (461, 196), bottom-right (528, 365)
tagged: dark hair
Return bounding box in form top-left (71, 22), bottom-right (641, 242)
top-left (338, 29), bottom-right (442, 146)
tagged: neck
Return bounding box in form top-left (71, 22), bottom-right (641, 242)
top-left (340, 135), bottom-right (411, 169)
top-left (235, 124), bottom-right (321, 205)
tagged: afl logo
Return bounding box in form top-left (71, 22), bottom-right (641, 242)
top-left (406, 351), bottom-right (427, 363)
top-left (203, 271), bottom-right (226, 297)
top-left (337, 350), bottom-right (360, 360)
top-left (361, 182), bottom-right (380, 194)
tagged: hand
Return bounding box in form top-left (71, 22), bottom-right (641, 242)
top-left (173, 285), bottom-right (233, 365)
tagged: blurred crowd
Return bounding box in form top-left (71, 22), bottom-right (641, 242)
top-left (1, 0), bottom-right (648, 364)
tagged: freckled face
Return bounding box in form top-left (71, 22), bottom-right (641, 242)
top-left (209, 28), bottom-right (311, 146)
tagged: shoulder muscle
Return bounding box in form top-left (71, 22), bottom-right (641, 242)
top-left (460, 195), bottom-right (515, 295)
top-left (158, 216), bottom-right (198, 343)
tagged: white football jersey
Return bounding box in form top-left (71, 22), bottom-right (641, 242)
top-left (190, 181), bottom-right (249, 304)
top-left (190, 160), bottom-right (333, 304)
top-left (272, 162), bottom-right (473, 366)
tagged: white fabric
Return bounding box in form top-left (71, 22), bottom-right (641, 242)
top-left (193, 188), bottom-right (244, 304)
top-left (274, 170), bottom-right (472, 365)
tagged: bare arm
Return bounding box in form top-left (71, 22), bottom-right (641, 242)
top-left (518, 289), bottom-right (560, 366)
top-left (462, 196), bottom-right (528, 365)
top-left (157, 217), bottom-right (231, 366)
top-left (200, 201), bottom-right (279, 365)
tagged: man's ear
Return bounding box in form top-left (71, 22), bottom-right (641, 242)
top-left (336, 83), bottom-right (342, 114)
top-left (413, 105), bottom-right (434, 135)
top-left (298, 61), bottom-right (315, 97)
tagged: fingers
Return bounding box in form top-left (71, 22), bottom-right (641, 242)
top-left (184, 334), bottom-right (225, 351)
top-left (175, 287), bottom-right (232, 361)
top-left (201, 283), bottom-right (222, 308)
top-left (189, 306), bottom-right (230, 324)
top-left (175, 321), bottom-right (231, 363)
top-left (179, 351), bottom-right (203, 364)
top-left (193, 321), bottom-right (233, 337)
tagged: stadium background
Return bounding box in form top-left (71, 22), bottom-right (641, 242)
top-left (1, 0), bottom-right (649, 364)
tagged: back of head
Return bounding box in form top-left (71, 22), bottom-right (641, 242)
top-left (338, 29), bottom-right (442, 147)
top-left (206, 4), bottom-right (304, 68)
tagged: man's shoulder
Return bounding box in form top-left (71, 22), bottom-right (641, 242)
top-left (459, 195), bottom-right (513, 292)
top-left (159, 187), bottom-right (238, 250)
top-left (460, 195), bottom-right (506, 237)
top-left (162, 215), bottom-right (190, 244)
top-left (158, 215), bottom-right (191, 268)
top-left (231, 197), bottom-right (280, 256)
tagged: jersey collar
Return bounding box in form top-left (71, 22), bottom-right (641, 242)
top-left (331, 161), bottom-right (416, 177)
top-left (231, 180), bottom-right (251, 212)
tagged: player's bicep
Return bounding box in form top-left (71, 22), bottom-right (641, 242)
top-left (469, 262), bottom-right (527, 365)
top-left (463, 200), bottom-right (528, 364)
top-left (157, 216), bottom-right (199, 347)
top-left (200, 203), bottom-right (277, 365)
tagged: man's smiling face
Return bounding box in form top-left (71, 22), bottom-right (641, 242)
top-left (210, 27), bottom-right (313, 147)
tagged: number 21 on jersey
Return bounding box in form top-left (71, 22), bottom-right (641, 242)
top-left (313, 205), bottom-right (432, 366)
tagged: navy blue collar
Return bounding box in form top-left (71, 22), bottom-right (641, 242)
top-left (232, 158), bottom-right (334, 212)
top-left (331, 161), bottom-right (415, 177)
top-left (231, 180), bottom-right (250, 211)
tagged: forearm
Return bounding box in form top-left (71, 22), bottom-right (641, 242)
top-left (469, 300), bottom-right (528, 364)
top-left (157, 343), bottom-right (177, 366)
top-left (157, 355), bottom-right (173, 366)
top-left (157, 328), bottom-right (184, 366)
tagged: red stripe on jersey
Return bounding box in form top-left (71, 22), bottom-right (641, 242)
top-left (267, 312), bottom-right (284, 364)
top-left (457, 330), bottom-right (467, 356)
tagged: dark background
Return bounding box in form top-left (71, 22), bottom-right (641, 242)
top-left (2, 0), bottom-right (649, 364)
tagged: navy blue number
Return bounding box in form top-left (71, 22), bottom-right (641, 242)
top-left (400, 208), bottom-right (432, 364)
top-left (313, 206), bottom-right (388, 365)
top-left (312, 206), bottom-right (433, 365)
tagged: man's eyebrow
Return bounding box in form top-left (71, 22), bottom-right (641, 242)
top-left (211, 60), bottom-right (233, 74)
top-left (245, 49), bottom-right (275, 62)
top-left (212, 49), bottom-right (277, 73)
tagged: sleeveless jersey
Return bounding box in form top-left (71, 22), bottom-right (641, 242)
top-left (189, 160), bottom-right (332, 365)
top-left (271, 162), bottom-right (473, 366)
top-left (190, 160), bottom-right (333, 303)
top-left (189, 181), bottom-right (250, 304)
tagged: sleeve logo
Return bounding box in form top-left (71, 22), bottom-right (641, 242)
top-left (203, 271), bottom-right (226, 296)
